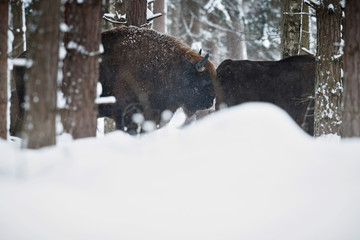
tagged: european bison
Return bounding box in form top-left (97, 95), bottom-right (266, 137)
top-left (99, 26), bottom-right (216, 134)
top-left (215, 55), bottom-right (315, 135)
top-left (10, 26), bottom-right (217, 136)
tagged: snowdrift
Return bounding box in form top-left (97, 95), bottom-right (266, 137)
top-left (1, 103), bottom-right (360, 240)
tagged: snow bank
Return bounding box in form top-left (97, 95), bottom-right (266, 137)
top-left (1, 103), bottom-right (360, 240)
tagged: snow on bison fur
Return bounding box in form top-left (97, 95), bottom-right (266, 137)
top-left (99, 26), bottom-right (216, 134)
top-left (215, 55), bottom-right (315, 135)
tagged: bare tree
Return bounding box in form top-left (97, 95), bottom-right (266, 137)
top-left (312, 0), bottom-right (343, 137)
top-left (342, 0), bottom-right (360, 137)
top-left (22, 0), bottom-right (61, 149)
top-left (126, 0), bottom-right (147, 27)
top-left (281, 0), bottom-right (310, 58)
top-left (62, 0), bottom-right (102, 139)
top-left (0, 0), bottom-right (9, 140)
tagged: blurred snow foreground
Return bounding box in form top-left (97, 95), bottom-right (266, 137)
top-left (1, 103), bottom-right (360, 240)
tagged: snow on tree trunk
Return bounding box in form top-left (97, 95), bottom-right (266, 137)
top-left (314, 0), bottom-right (343, 137)
top-left (126, 0), bottom-right (147, 27)
top-left (153, 0), bottom-right (165, 32)
top-left (342, 0), bottom-right (360, 137)
top-left (281, 0), bottom-right (310, 58)
top-left (62, 0), bottom-right (102, 139)
top-left (0, 0), bottom-right (9, 140)
top-left (22, 0), bottom-right (61, 149)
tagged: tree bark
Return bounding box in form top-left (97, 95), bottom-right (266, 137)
top-left (314, 0), bottom-right (343, 136)
top-left (22, 0), bottom-right (61, 149)
top-left (281, 0), bottom-right (310, 58)
top-left (153, 0), bottom-right (165, 32)
top-left (63, 0), bottom-right (102, 139)
top-left (342, 0), bottom-right (360, 137)
top-left (126, 0), bottom-right (147, 27)
top-left (0, 0), bottom-right (9, 140)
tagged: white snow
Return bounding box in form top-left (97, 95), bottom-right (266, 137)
top-left (1, 103), bottom-right (360, 240)
top-left (94, 96), bottom-right (116, 105)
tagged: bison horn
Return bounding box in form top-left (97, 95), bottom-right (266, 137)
top-left (196, 53), bottom-right (209, 72)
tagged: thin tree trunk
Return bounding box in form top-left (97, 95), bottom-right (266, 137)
top-left (126, 0), bottom-right (147, 27)
top-left (300, 3), bottom-right (310, 54)
top-left (281, 0), bottom-right (302, 58)
top-left (342, 0), bottom-right (360, 137)
top-left (314, 0), bottom-right (342, 136)
top-left (24, 1), bottom-right (33, 51)
top-left (10, 0), bottom-right (24, 58)
top-left (226, 0), bottom-right (247, 60)
top-left (0, 0), bottom-right (9, 140)
top-left (22, 0), bottom-right (61, 149)
top-left (62, 0), bottom-right (102, 139)
top-left (153, 0), bottom-right (165, 32)
top-left (10, 0), bottom-right (24, 137)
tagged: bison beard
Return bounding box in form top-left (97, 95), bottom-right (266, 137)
top-left (216, 55), bottom-right (315, 135)
top-left (99, 26), bottom-right (216, 134)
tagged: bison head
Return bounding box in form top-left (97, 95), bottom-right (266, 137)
top-left (178, 51), bottom-right (216, 116)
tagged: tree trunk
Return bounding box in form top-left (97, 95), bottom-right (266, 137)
top-left (300, 3), bottom-right (310, 54)
top-left (0, 0), bottom-right (9, 140)
top-left (281, 0), bottom-right (310, 58)
top-left (22, 0), bottom-right (61, 149)
top-left (24, 1), bottom-right (33, 51)
top-left (10, 0), bottom-right (24, 137)
top-left (126, 0), bottom-right (147, 27)
top-left (10, 0), bottom-right (24, 58)
top-left (166, 0), bottom-right (181, 37)
top-left (153, 0), bottom-right (165, 32)
top-left (226, 0), bottom-right (247, 60)
top-left (62, 0), bottom-right (102, 139)
top-left (314, 0), bottom-right (343, 137)
top-left (342, 0), bottom-right (360, 137)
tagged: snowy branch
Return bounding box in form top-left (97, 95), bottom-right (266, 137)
top-left (283, 12), bottom-right (315, 16)
top-left (102, 15), bottom-right (127, 25)
top-left (95, 96), bottom-right (116, 105)
top-left (304, 0), bottom-right (320, 10)
top-left (301, 47), bottom-right (315, 57)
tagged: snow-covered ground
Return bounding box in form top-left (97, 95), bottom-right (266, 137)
top-left (1, 103), bottom-right (360, 240)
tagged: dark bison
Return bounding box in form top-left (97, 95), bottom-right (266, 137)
top-left (99, 26), bottom-right (216, 134)
top-left (215, 55), bottom-right (315, 135)
top-left (10, 26), bottom-right (216, 136)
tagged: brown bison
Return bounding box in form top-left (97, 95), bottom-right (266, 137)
top-left (10, 26), bottom-right (217, 136)
top-left (99, 26), bottom-right (216, 134)
top-left (215, 55), bottom-right (315, 135)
